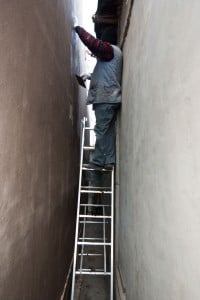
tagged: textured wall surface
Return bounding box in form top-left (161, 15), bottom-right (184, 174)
top-left (0, 1), bottom-right (85, 299)
top-left (117, 1), bottom-right (200, 299)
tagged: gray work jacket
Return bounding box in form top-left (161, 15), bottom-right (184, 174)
top-left (86, 45), bottom-right (122, 105)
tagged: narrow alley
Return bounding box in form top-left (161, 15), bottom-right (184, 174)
top-left (1, 1), bottom-right (200, 300)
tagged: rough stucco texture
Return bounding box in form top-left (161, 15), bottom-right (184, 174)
top-left (118, 1), bottom-right (200, 299)
top-left (0, 1), bottom-right (83, 299)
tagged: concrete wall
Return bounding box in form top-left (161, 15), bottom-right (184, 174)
top-left (117, 1), bottom-right (200, 299)
top-left (0, 1), bottom-right (85, 299)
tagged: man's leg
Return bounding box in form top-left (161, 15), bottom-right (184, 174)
top-left (90, 103), bottom-right (120, 167)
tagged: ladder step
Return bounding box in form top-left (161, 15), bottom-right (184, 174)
top-left (80, 204), bottom-right (111, 207)
top-left (79, 214), bottom-right (111, 219)
top-left (78, 237), bottom-right (106, 241)
top-left (79, 221), bottom-right (110, 224)
top-left (78, 253), bottom-right (103, 256)
top-left (85, 127), bottom-right (94, 130)
top-left (77, 268), bottom-right (104, 272)
top-left (83, 146), bottom-right (95, 150)
top-left (77, 242), bottom-right (111, 246)
top-left (81, 190), bottom-right (112, 194)
top-left (82, 164), bottom-right (113, 171)
top-left (76, 271), bottom-right (111, 275)
top-left (81, 186), bottom-right (111, 190)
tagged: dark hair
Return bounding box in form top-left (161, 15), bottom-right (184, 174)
top-left (101, 27), bottom-right (117, 45)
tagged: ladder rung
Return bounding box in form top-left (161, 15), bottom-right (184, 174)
top-left (83, 146), bottom-right (95, 150)
top-left (76, 271), bottom-right (111, 275)
top-left (76, 268), bottom-right (106, 272)
top-left (81, 186), bottom-right (111, 190)
top-left (79, 237), bottom-right (105, 240)
top-left (78, 253), bottom-right (103, 256)
top-left (82, 165), bottom-right (112, 172)
top-left (77, 242), bottom-right (111, 246)
top-left (79, 221), bottom-right (110, 224)
top-left (81, 190), bottom-right (112, 194)
top-left (78, 237), bottom-right (105, 241)
top-left (80, 204), bottom-right (111, 207)
top-left (79, 214), bottom-right (111, 219)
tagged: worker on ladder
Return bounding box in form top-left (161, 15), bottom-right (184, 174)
top-left (73, 22), bottom-right (123, 170)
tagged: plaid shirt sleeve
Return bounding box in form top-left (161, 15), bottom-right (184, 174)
top-left (75, 26), bottom-right (114, 61)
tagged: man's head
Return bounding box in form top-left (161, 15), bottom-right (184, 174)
top-left (101, 27), bottom-right (117, 45)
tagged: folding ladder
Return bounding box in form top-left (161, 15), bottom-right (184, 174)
top-left (71, 118), bottom-right (114, 300)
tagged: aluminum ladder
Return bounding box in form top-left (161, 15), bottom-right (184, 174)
top-left (71, 118), bottom-right (114, 300)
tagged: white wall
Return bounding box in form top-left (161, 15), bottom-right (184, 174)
top-left (117, 1), bottom-right (200, 299)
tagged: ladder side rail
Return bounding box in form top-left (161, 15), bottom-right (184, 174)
top-left (110, 168), bottom-right (114, 300)
top-left (80, 117), bottom-right (87, 153)
top-left (71, 122), bottom-right (86, 300)
top-left (103, 205), bottom-right (107, 273)
top-left (80, 205), bottom-right (87, 272)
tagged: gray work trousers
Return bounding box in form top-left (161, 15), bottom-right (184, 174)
top-left (90, 103), bottom-right (120, 166)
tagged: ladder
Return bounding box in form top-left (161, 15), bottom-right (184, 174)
top-left (71, 118), bottom-right (114, 300)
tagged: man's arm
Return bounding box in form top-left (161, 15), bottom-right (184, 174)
top-left (75, 26), bottom-right (114, 61)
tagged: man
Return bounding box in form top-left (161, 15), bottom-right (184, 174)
top-left (74, 25), bottom-right (122, 170)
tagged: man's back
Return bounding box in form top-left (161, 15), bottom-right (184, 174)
top-left (87, 45), bottom-right (122, 105)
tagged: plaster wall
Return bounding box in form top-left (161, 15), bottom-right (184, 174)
top-left (117, 1), bottom-right (200, 299)
top-left (0, 0), bottom-right (85, 299)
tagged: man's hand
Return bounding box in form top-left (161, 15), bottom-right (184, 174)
top-left (72, 16), bottom-right (78, 29)
top-left (81, 73), bottom-right (91, 81)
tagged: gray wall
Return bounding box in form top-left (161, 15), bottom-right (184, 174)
top-left (116, 1), bottom-right (200, 299)
top-left (0, 1), bottom-right (84, 299)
